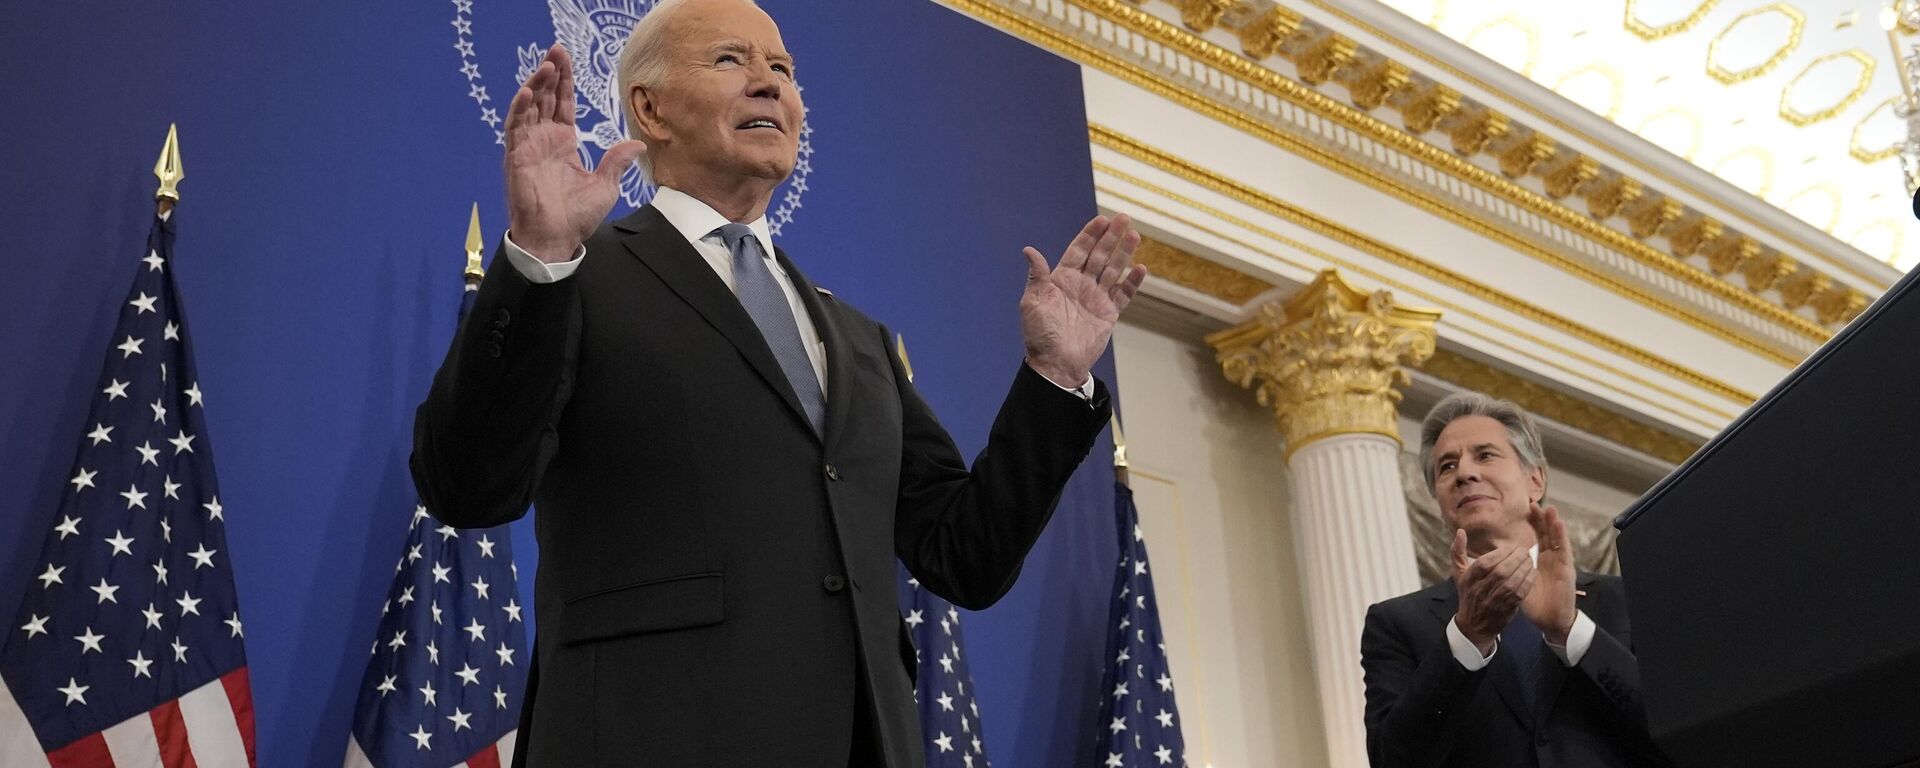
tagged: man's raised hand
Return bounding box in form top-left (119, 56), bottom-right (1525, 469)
top-left (1019, 214), bottom-right (1149, 389)
top-left (504, 44), bottom-right (647, 264)
top-left (1452, 531), bottom-right (1534, 656)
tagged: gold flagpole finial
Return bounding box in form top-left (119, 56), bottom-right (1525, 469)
top-left (153, 123), bottom-right (184, 212)
top-left (464, 203), bottom-right (486, 285)
top-left (1111, 413), bottom-right (1131, 487)
top-left (894, 334), bottom-right (914, 383)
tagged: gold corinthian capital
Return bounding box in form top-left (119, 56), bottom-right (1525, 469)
top-left (1206, 270), bottom-right (1441, 458)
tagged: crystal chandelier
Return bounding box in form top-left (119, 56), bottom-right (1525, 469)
top-left (1884, 3), bottom-right (1920, 211)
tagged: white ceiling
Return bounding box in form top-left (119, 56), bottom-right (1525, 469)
top-left (1375, 0), bottom-right (1918, 270)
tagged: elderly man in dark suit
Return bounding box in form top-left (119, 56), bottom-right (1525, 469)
top-left (410, 0), bottom-right (1148, 766)
top-left (1360, 392), bottom-right (1671, 767)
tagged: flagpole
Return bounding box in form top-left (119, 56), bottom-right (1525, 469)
top-left (464, 202), bottom-right (486, 289)
top-left (1110, 414), bottom-right (1129, 488)
top-left (153, 123), bottom-right (183, 216)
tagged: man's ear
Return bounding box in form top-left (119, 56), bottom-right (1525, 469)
top-left (1528, 464), bottom-right (1548, 504)
top-left (629, 84), bottom-right (670, 144)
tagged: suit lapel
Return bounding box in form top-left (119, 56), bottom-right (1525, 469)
top-left (1431, 578), bottom-right (1534, 729)
top-left (613, 207), bottom-right (816, 439)
top-left (774, 245), bottom-right (856, 447)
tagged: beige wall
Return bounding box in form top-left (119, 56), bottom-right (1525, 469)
top-left (1113, 311), bottom-right (1329, 768)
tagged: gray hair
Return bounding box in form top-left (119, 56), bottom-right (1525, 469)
top-left (1418, 391), bottom-right (1547, 494)
top-left (616, 0), bottom-right (763, 179)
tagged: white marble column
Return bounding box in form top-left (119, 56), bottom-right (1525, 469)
top-left (1208, 270), bottom-right (1439, 768)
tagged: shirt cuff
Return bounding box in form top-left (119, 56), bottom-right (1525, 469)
top-left (501, 231), bottom-right (586, 284)
top-left (1446, 617), bottom-right (1496, 671)
top-left (1545, 610), bottom-right (1596, 667)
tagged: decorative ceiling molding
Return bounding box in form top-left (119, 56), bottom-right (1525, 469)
top-left (1089, 128), bottom-right (1757, 417)
top-left (937, 0), bottom-right (1871, 370)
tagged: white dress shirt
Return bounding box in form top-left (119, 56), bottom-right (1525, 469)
top-left (498, 186), bottom-right (1095, 398)
top-left (1444, 544), bottom-right (1598, 670)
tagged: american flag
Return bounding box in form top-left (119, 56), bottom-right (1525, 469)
top-left (343, 254), bottom-right (527, 768)
top-left (899, 570), bottom-right (992, 768)
top-left (0, 212), bottom-right (259, 767)
top-left (1092, 483), bottom-right (1187, 768)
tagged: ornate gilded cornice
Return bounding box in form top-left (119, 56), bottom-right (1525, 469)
top-left (937, 0), bottom-right (1877, 362)
top-left (1133, 236), bottom-right (1276, 304)
top-left (1207, 270), bottom-right (1440, 456)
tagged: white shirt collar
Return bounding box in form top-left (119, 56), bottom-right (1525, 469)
top-left (650, 186), bottom-right (775, 254)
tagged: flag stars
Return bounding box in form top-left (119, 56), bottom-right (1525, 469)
top-left (168, 430), bottom-right (196, 455)
top-left (203, 497), bottom-right (224, 521)
top-left (187, 543), bottom-right (217, 570)
top-left (447, 708), bottom-right (473, 732)
top-left (1154, 745), bottom-right (1174, 764)
top-left (376, 675), bottom-right (397, 697)
top-left (224, 613), bottom-right (244, 638)
top-left (129, 651), bottom-right (154, 679)
top-left (1112, 681), bottom-right (1129, 700)
top-left (409, 724), bottom-right (433, 751)
top-left (463, 618), bottom-right (487, 642)
top-left (176, 591), bottom-right (203, 616)
top-left (431, 601), bottom-right (443, 625)
top-left (129, 292), bottom-right (158, 314)
top-left (150, 399), bottom-right (168, 424)
top-left (936, 692), bottom-right (954, 712)
top-left (397, 586), bottom-right (416, 606)
top-left (495, 641), bottom-right (515, 666)
top-left (934, 732), bottom-right (954, 752)
top-left (471, 576), bottom-right (490, 600)
top-left (427, 640), bottom-right (440, 665)
top-left (419, 681), bottom-right (438, 707)
top-left (1156, 672), bottom-right (1173, 692)
top-left (74, 627), bottom-right (105, 654)
top-left (476, 534), bottom-right (496, 558)
top-left (494, 685), bottom-right (508, 709)
top-left (53, 515), bottom-right (81, 540)
top-left (163, 321), bottom-right (181, 342)
top-left (905, 609), bottom-right (924, 628)
top-left (163, 476), bottom-right (181, 499)
top-left (436, 525), bottom-right (458, 541)
top-left (1105, 753), bottom-right (1124, 767)
top-left (938, 654), bottom-right (955, 674)
top-left (142, 250), bottom-right (165, 272)
top-left (87, 423), bottom-right (114, 446)
top-left (1155, 708), bottom-right (1175, 728)
top-left (90, 578), bottom-right (120, 604)
top-left (21, 614), bottom-right (48, 639)
top-left (1108, 716), bottom-right (1127, 734)
top-left (58, 678), bottom-right (89, 706)
top-left (455, 663), bottom-right (481, 686)
top-left (431, 563), bottom-right (451, 584)
top-left (102, 380), bottom-right (129, 401)
top-left (183, 382), bottom-right (200, 406)
top-left (117, 335), bottom-right (145, 358)
top-left (411, 505), bottom-right (429, 528)
top-left (502, 599), bottom-right (522, 622)
top-left (171, 637), bottom-right (189, 662)
top-left (105, 530), bottom-right (135, 557)
top-left (159, 517), bottom-right (172, 543)
top-left (135, 442), bottom-right (160, 466)
top-left (388, 630), bottom-right (408, 651)
top-left (407, 543), bottom-right (424, 564)
top-left (38, 564), bottom-right (65, 588)
top-left (142, 603), bottom-right (165, 630)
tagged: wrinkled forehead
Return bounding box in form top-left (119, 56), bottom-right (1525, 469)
top-left (1432, 415), bottom-right (1515, 458)
top-left (665, 1), bottom-right (789, 57)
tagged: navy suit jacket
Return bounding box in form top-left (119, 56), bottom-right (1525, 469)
top-left (1361, 572), bottom-right (1673, 768)
top-left (412, 205), bottom-right (1109, 767)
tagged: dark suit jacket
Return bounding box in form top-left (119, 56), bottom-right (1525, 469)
top-left (1361, 572), bottom-right (1673, 768)
top-left (411, 206), bottom-right (1109, 767)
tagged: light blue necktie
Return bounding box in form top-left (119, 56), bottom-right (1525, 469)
top-left (714, 223), bottom-right (825, 435)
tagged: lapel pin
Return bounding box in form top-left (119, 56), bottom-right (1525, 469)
top-left (1575, 589), bottom-right (1588, 597)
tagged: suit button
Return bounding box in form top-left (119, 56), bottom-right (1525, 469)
top-left (486, 342), bottom-right (502, 359)
top-left (823, 575), bottom-right (845, 593)
top-left (495, 308), bottom-right (510, 325)
top-left (824, 463), bottom-right (840, 481)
